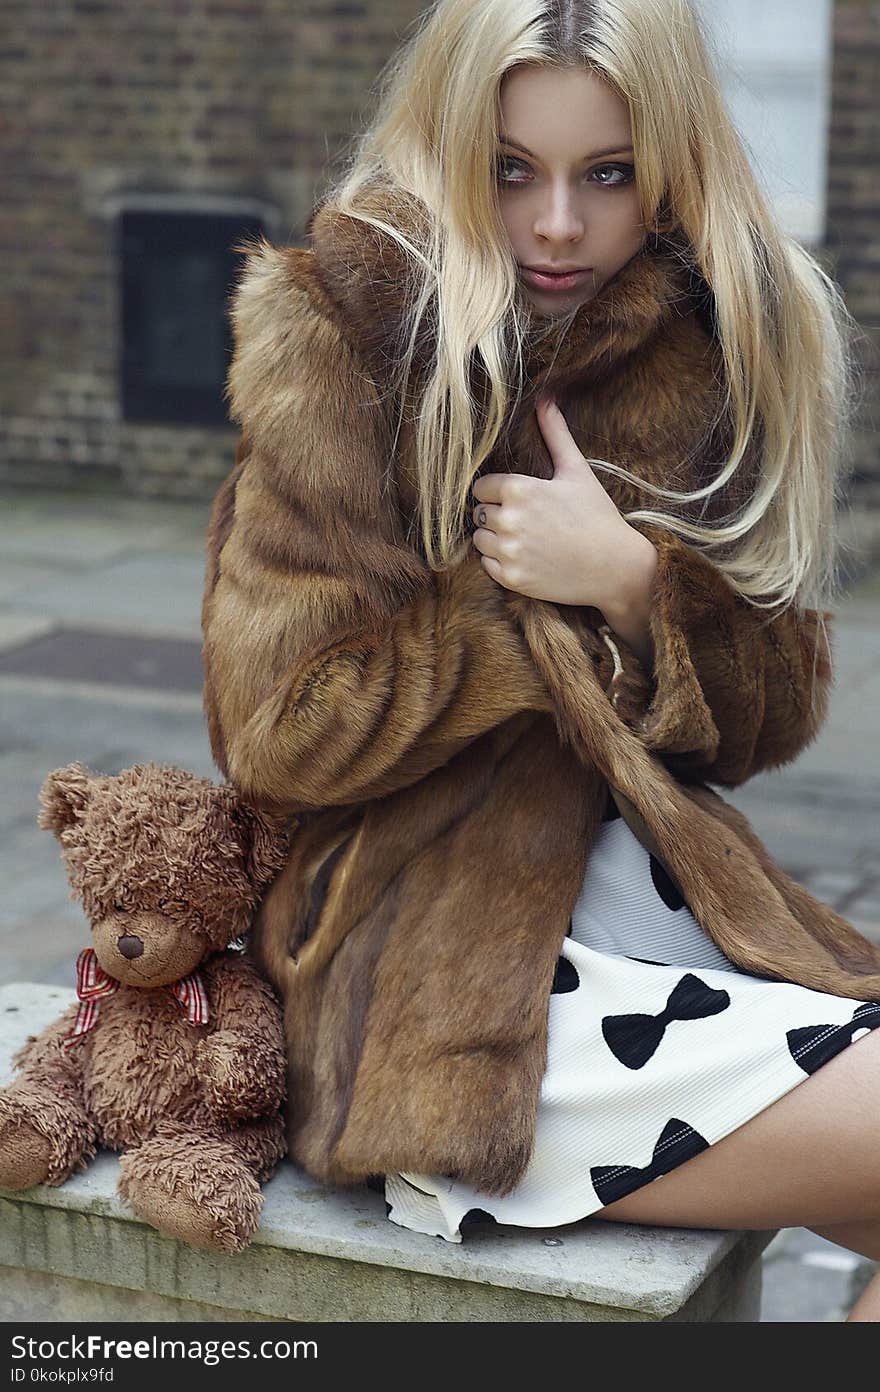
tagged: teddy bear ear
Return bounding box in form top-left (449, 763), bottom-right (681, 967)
top-left (235, 802), bottom-right (292, 890)
top-left (37, 762), bottom-right (95, 838)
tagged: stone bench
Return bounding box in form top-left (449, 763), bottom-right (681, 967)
top-left (0, 983), bottom-right (774, 1322)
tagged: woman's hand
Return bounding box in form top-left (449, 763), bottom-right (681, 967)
top-left (471, 393), bottom-right (654, 614)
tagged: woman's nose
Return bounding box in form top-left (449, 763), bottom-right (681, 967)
top-left (533, 192), bottom-right (585, 242)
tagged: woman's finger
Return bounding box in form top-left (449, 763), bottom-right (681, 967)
top-left (537, 396), bottom-right (591, 478)
top-left (537, 394), bottom-right (572, 436)
top-left (471, 472), bottom-right (507, 505)
top-left (472, 500), bottom-right (503, 532)
top-left (472, 524), bottom-right (504, 562)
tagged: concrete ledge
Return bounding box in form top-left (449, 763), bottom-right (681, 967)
top-left (0, 983), bottom-right (774, 1322)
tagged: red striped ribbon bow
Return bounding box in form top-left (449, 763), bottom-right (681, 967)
top-left (61, 946), bottom-right (209, 1055)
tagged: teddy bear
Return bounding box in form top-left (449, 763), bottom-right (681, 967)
top-left (0, 760), bottom-right (293, 1254)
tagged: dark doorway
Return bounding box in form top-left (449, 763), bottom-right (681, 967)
top-left (120, 209), bottom-right (267, 426)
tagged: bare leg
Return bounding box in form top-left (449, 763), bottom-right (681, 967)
top-left (589, 1027), bottom-right (880, 1320)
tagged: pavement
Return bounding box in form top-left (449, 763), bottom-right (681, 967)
top-left (1, 484), bottom-right (879, 1322)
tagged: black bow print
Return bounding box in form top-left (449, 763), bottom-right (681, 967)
top-left (787, 1001), bottom-right (880, 1076)
top-left (602, 973), bottom-right (731, 1070)
top-left (551, 956), bottom-right (580, 994)
top-left (591, 1118), bottom-right (709, 1207)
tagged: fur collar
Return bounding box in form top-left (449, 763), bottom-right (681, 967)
top-left (307, 179), bottom-right (708, 391)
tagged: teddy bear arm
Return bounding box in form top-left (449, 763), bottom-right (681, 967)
top-left (196, 1029), bottom-right (286, 1122)
top-left (196, 958), bottom-right (286, 1121)
top-left (207, 956), bottom-right (286, 1051)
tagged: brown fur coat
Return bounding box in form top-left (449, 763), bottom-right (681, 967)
top-left (201, 182), bottom-right (880, 1197)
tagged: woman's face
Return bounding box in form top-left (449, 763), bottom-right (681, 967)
top-left (496, 65), bottom-right (648, 317)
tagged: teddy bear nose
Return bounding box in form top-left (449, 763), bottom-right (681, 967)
top-left (117, 933), bottom-right (144, 960)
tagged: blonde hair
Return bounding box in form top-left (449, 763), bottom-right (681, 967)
top-left (318, 0), bottom-right (862, 634)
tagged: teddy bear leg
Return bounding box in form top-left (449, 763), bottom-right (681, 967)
top-left (0, 1022), bottom-right (97, 1190)
top-left (117, 1115), bottom-right (285, 1254)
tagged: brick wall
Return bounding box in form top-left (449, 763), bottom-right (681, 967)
top-left (826, 0), bottom-right (879, 506)
top-left (1, 1), bottom-right (876, 502)
top-left (0, 0), bottom-right (424, 497)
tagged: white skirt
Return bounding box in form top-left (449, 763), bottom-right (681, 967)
top-left (383, 798), bottom-right (880, 1242)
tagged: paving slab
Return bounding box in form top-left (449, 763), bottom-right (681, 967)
top-left (0, 496), bottom-right (210, 566)
top-left (0, 629), bottom-right (204, 694)
top-left (6, 555), bottom-right (207, 641)
top-left (0, 612), bottom-right (55, 654)
top-left (761, 1228), bottom-right (870, 1323)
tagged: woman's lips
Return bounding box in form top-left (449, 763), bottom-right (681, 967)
top-left (520, 266), bottom-right (592, 291)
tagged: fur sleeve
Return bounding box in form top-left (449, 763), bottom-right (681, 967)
top-left (201, 241), bottom-right (553, 813)
top-left (603, 519), bottom-right (835, 788)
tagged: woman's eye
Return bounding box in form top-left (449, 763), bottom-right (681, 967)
top-left (494, 155), bottom-right (634, 188)
top-left (494, 154), bottom-right (529, 184)
top-left (591, 163), bottom-right (635, 187)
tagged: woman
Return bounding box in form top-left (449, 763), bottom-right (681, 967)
top-left (201, 0), bottom-right (880, 1319)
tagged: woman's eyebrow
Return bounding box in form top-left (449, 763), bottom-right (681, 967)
top-left (498, 135), bottom-right (634, 162)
